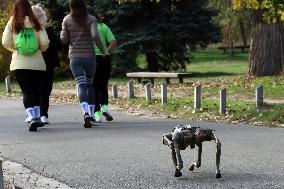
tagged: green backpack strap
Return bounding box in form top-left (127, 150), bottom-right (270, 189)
top-left (15, 28), bottom-right (39, 56)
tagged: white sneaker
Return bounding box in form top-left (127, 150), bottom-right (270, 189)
top-left (25, 116), bottom-right (33, 123)
top-left (101, 106), bottom-right (113, 121)
top-left (40, 116), bottom-right (49, 124)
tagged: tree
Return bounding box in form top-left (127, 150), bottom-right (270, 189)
top-left (33, 0), bottom-right (220, 74)
top-left (232, 0), bottom-right (284, 76)
top-left (0, 1), bottom-right (13, 81)
top-left (97, 0), bottom-right (221, 74)
top-left (208, 0), bottom-right (251, 57)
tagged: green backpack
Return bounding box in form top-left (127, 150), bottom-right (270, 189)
top-left (15, 28), bottom-right (38, 56)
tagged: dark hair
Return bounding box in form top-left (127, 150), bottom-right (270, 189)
top-left (69, 0), bottom-right (88, 28)
top-left (86, 6), bottom-right (103, 23)
top-left (12, 0), bottom-right (42, 33)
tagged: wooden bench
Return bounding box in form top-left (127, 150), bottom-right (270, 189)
top-left (126, 72), bottom-right (191, 84)
top-left (217, 45), bottom-right (250, 53)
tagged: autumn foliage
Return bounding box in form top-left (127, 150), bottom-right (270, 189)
top-left (232, 0), bottom-right (284, 22)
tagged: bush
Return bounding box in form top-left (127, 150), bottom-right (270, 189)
top-left (54, 58), bottom-right (73, 79)
top-left (0, 2), bottom-right (13, 82)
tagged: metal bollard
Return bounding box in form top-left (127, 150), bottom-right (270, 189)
top-left (161, 83), bottom-right (167, 104)
top-left (5, 76), bottom-right (11, 93)
top-left (194, 84), bottom-right (201, 109)
top-left (112, 84), bottom-right (118, 98)
top-left (145, 82), bottom-right (151, 102)
top-left (220, 88), bottom-right (226, 114)
top-left (127, 80), bottom-right (134, 98)
top-left (256, 85), bottom-right (263, 109)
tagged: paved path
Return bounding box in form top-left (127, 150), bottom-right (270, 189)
top-left (0, 99), bottom-right (283, 189)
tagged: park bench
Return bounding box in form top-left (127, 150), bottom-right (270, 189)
top-left (217, 45), bottom-right (250, 53)
top-left (126, 72), bottom-right (191, 84)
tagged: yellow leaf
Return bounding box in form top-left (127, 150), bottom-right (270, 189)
top-left (232, 0), bottom-right (242, 9)
top-left (281, 11), bottom-right (284, 21)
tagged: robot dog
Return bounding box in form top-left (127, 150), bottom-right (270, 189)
top-left (163, 125), bottom-right (221, 179)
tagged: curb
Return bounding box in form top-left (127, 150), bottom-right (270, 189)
top-left (0, 158), bottom-right (74, 189)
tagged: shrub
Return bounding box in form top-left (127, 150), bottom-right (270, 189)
top-left (0, 2), bottom-right (13, 82)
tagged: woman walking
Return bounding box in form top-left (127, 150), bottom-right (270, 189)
top-left (87, 7), bottom-right (117, 123)
top-left (60, 0), bottom-right (105, 128)
top-left (32, 4), bottom-right (61, 125)
top-left (2, 0), bottom-right (50, 132)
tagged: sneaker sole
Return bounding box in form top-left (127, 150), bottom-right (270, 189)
top-left (25, 118), bottom-right (32, 123)
top-left (84, 117), bottom-right (92, 128)
top-left (37, 120), bottom-right (45, 127)
top-left (90, 118), bottom-right (98, 126)
top-left (90, 121), bottom-right (99, 126)
top-left (29, 121), bottom-right (42, 132)
top-left (102, 112), bottom-right (113, 121)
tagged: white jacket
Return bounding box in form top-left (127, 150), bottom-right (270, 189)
top-left (2, 16), bottom-right (49, 71)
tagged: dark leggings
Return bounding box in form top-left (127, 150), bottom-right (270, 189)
top-left (93, 56), bottom-right (111, 112)
top-left (40, 68), bottom-right (54, 117)
top-left (14, 69), bottom-right (45, 109)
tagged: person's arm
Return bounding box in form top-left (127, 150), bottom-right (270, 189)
top-left (90, 21), bottom-right (106, 56)
top-left (1, 19), bottom-right (16, 52)
top-left (108, 40), bottom-right (117, 54)
top-left (60, 17), bottom-right (69, 45)
top-left (105, 24), bottom-right (117, 54)
top-left (37, 28), bottom-right (50, 52)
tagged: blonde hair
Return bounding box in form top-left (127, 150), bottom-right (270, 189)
top-left (31, 4), bottom-right (47, 26)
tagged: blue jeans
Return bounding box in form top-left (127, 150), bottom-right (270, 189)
top-left (70, 58), bottom-right (96, 104)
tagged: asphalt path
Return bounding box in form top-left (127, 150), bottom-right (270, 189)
top-left (0, 99), bottom-right (283, 189)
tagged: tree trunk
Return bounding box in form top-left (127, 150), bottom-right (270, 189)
top-left (227, 0), bottom-right (234, 57)
top-left (239, 20), bottom-right (247, 46)
top-left (226, 23), bottom-right (234, 57)
top-left (249, 10), bottom-right (284, 76)
top-left (146, 52), bottom-right (160, 72)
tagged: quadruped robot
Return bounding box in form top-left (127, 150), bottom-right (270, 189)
top-left (163, 125), bottom-right (221, 179)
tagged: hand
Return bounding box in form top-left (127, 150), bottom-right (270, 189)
top-left (100, 49), bottom-right (106, 57)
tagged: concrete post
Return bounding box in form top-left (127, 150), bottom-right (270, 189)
top-left (220, 88), bottom-right (226, 114)
top-left (127, 80), bottom-right (134, 98)
top-left (161, 83), bottom-right (167, 104)
top-left (256, 85), bottom-right (263, 109)
top-left (145, 82), bottom-right (151, 102)
top-left (194, 84), bottom-right (201, 109)
top-left (5, 76), bottom-right (11, 93)
top-left (112, 84), bottom-right (118, 98)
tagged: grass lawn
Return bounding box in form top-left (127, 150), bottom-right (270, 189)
top-left (113, 97), bottom-right (284, 126)
top-left (116, 49), bottom-right (284, 125)
top-left (1, 48), bottom-right (283, 126)
top-left (188, 49), bottom-right (248, 75)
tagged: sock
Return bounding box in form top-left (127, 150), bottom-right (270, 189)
top-left (88, 105), bottom-right (95, 118)
top-left (26, 107), bottom-right (35, 119)
top-left (34, 106), bottom-right (40, 118)
top-left (76, 84), bottom-right (79, 97)
top-left (80, 102), bottom-right (89, 115)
